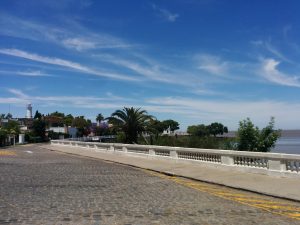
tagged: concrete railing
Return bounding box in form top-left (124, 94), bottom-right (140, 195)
top-left (51, 140), bottom-right (300, 178)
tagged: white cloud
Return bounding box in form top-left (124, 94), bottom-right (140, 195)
top-left (152, 4), bottom-right (179, 22)
top-left (8, 89), bottom-right (29, 99)
top-left (251, 40), bottom-right (293, 63)
top-left (195, 54), bottom-right (228, 75)
top-left (0, 14), bottom-right (133, 51)
top-left (264, 42), bottom-right (292, 63)
top-left (0, 49), bottom-right (138, 81)
top-left (2, 89), bottom-right (133, 110)
top-left (62, 38), bottom-right (97, 51)
top-left (0, 70), bottom-right (52, 77)
top-left (3, 88), bottom-right (300, 129)
top-left (96, 54), bottom-right (177, 83)
top-left (0, 97), bottom-right (28, 105)
top-left (260, 58), bottom-right (300, 88)
top-left (145, 96), bottom-right (300, 129)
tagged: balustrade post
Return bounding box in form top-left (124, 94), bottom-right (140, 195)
top-left (170, 150), bottom-right (178, 159)
top-left (268, 159), bottom-right (286, 172)
top-left (221, 155), bottom-right (234, 166)
top-left (149, 149), bottom-right (155, 155)
top-left (109, 144), bottom-right (115, 151)
top-left (122, 146), bottom-right (128, 153)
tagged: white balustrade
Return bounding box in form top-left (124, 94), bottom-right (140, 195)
top-left (50, 140), bottom-right (300, 178)
top-left (286, 160), bottom-right (300, 172)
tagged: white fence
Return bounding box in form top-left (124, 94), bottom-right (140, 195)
top-left (51, 140), bottom-right (300, 178)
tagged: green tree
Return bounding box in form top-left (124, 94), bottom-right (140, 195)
top-left (0, 128), bottom-right (8, 146)
top-left (146, 119), bottom-right (165, 144)
top-left (32, 119), bottom-right (46, 141)
top-left (34, 110), bottom-right (42, 119)
top-left (208, 122), bottom-right (228, 137)
top-left (72, 116), bottom-right (89, 137)
top-left (237, 117), bottom-right (280, 152)
top-left (187, 124), bottom-right (208, 137)
top-left (5, 120), bottom-right (20, 134)
top-left (64, 114), bottom-right (74, 126)
top-left (256, 117), bottom-right (280, 152)
top-left (5, 113), bottom-right (12, 119)
top-left (162, 119), bottom-right (180, 132)
top-left (107, 107), bottom-right (153, 144)
top-left (96, 113), bottom-right (104, 125)
top-left (50, 111), bottom-right (65, 118)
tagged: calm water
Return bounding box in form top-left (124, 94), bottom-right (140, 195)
top-left (273, 138), bottom-right (300, 154)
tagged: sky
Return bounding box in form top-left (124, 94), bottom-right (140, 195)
top-left (1, 0), bottom-right (300, 131)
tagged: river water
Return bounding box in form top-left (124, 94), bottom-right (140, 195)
top-left (273, 138), bottom-right (300, 154)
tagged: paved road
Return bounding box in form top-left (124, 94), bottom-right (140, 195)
top-left (0, 145), bottom-right (299, 225)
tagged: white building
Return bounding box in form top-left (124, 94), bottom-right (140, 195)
top-left (26, 104), bottom-right (32, 119)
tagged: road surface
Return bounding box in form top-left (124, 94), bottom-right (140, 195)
top-left (0, 144), bottom-right (299, 224)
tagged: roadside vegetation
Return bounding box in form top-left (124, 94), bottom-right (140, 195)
top-left (0, 107), bottom-right (280, 152)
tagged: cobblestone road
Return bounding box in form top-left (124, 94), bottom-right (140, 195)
top-left (0, 145), bottom-right (299, 225)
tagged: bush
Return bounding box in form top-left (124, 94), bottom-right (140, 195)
top-left (139, 135), bottom-right (234, 149)
top-left (237, 117), bottom-right (280, 152)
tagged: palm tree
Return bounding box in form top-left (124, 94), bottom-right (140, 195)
top-left (96, 113), bottom-right (104, 126)
top-left (107, 107), bottom-right (153, 144)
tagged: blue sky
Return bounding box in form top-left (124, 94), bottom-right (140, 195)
top-left (1, 0), bottom-right (300, 130)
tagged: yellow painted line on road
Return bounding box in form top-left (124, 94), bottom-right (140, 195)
top-left (0, 150), bottom-right (16, 156)
top-left (144, 170), bottom-right (300, 221)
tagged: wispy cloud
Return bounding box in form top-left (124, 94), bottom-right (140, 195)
top-left (3, 89), bottom-right (300, 129)
top-left (8, 89), bottom-right (29, 99)
top-left (1, 89), bottom-right (134, 110)
top-left (152, 4), bottom-right (179, 22)
top-left (0, 70), bottom-right (52, 77)
top-left (61, 38), bottom-right (97, 51)
top-left (0, 14), bottom-right (133, 51)
top-left (195, 54), bottom-right (228, 75)
top-left (251, 40), bottom-right (293, 63)
top-left (260, 58), bottom-right (300, 88)
top-left (94, 54), bottom-right (179, 84)
top-left (0, 49), bottom-right (138, 81)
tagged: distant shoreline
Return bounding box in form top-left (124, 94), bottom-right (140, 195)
top-left (223, 130), bottom-right (300, 138)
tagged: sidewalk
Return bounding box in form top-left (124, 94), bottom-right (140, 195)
top-left (43, 144), bottom-right (300, 202)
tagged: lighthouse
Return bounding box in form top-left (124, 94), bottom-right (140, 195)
top-left (26, 104), bottom-right (32, 119)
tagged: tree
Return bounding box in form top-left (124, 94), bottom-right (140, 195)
top-left (5, 120), bottom-right (20, 134)
top-left (34, 110), bottom-right (42, 119)
top-left (5, 113), bottom-right (12, 119)
top-left (207, 122), bottom-right (228, 137)
top-left (257, 117), bottom-right (280, 152)
top-left (0, 128), bottom-right (8, 146)
top-left (72, 116), bottom-right (89, 137)
top-left (96, 113), bottom-right (104, 125)
top-left (32, 119), bottom-right (46, 141)
top-left (107, 107), bottom-right (153, 144)
top-left (187, 124), bottom-right (208, 137)
top-left (146, 119), bottom-right (165, 144)
top-left (64, 114), bottom-right (74, 126)
top-left (237, 117), bottom-right (280, 152)
top-left (162, 119), bottom-right (180, 132)
top-left (50, 111), bottom-right (65, 118)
